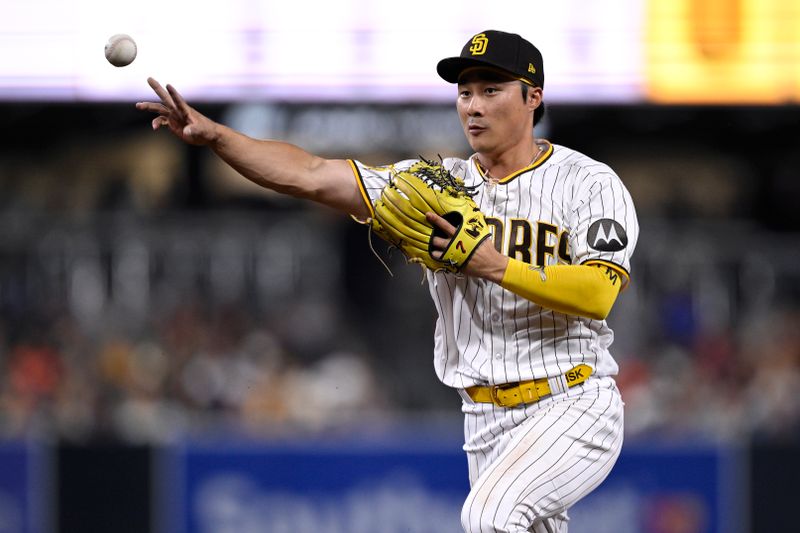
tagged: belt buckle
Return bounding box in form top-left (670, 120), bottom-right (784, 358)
top-left (490, 384), bottom-right (516, 407)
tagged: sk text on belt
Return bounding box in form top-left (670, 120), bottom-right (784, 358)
top-left (465, 364), bottom-right (593, 408)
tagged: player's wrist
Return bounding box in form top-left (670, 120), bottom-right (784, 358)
top-left (463, 241), bottom-right (508, 283)
top-left (206, 122), bottom-right (228, 149)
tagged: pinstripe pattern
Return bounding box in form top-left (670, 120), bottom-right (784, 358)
top-left (350, 143), bottom-right (639, 387)
top-left (460, 377), bottom-right (624, 532)
top-left (350, 142), bottom-right (636, 532)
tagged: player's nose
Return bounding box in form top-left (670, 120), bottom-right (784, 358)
top-left (465, 95), bottom-right (484, 116)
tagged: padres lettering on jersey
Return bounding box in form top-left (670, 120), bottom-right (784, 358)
top-left (349, 141), bottom-right (639, 389)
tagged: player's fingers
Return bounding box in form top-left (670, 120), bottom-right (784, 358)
top-left (136, 101), bottom-right (169, 115)
top-left (431, 235), bottom-right (451, 250)
top-left (426, 212), bottom-right (456, 237)
top-left (151, 116), bottom-right (169, 130)
top-left (166, 84), bottom-right (192, 120)
top-left (147, 77), bottom-right (176, 109)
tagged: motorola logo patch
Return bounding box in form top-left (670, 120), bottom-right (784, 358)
top-left (587, 219), bottom-right (628, 252)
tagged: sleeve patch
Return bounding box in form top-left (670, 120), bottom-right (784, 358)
top-left (587, 219), bottom-right (628, 252)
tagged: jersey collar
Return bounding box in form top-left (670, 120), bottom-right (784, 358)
top-left (473, 140), bottom-right (554, 185)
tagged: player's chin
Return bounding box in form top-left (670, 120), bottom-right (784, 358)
top-left (466, 136), bottom-right (494, 154)
top-left (464, 129), bottom-right (482, 144)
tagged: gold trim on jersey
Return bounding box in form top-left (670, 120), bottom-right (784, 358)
top-left (347, 159), bottom-right (375, 221)
top-left (473, 140), bottom-right (554, 185)
top-left (583, 259), bottom-right (631, 291)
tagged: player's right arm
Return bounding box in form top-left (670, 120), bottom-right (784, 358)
top-left (135, 77), bottom-right (369, 218)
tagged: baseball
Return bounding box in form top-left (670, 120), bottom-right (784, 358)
top-left (104, 34), bottom-right (137, 67)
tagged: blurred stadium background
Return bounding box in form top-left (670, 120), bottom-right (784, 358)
top-left (1, 1), bottom-right (799, 532)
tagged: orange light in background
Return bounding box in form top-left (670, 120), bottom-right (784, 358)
top-left (690, 0), bottom-right (742, 61)
top-left (646, 0), bottom-right (800, 103)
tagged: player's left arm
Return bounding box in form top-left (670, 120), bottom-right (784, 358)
top-left (428, 165), bottom-right (637, 320)
top-left (498, 259), bottom-right (624, 320)
top-left (503, 166), bottom-right (638, 320)
top-left (427, 215), bottom-right (624, 320)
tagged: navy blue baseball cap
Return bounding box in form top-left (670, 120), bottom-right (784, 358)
top-left (437, 30), bottom-right (544, 89)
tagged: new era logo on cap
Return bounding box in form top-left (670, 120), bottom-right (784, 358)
top-left (437, 30), bottom-right (544, 88)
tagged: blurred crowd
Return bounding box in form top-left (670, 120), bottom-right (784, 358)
top-left (1, 103), bottom-right (800, 444)
top-left (617, 306), bottom-right (800, 442)
top-left (0, 295), bottom-right (386, 444)
top-left (0, 206), bottom-right (398, 443)
top-left (1, 211), bottom-right (798, 445)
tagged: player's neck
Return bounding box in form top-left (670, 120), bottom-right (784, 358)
top-left (477, 138), bottom-right (545, 181)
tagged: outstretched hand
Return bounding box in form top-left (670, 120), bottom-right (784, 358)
top-left (135, 77), bottom-right (219, 146)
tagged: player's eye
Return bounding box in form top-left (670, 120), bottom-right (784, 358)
top-left (485, 87), bottom-right (499, 95)
top-left (458, 89), bottom-right (471, 98)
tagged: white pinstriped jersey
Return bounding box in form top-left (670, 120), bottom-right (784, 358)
top-left (350, 140), bottom-right (639, 390)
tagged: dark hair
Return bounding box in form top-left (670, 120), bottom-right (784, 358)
top-left (521, 82), bottom-right (546, 126)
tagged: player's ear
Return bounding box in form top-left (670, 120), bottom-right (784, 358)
top-left (526, 86), bottom-right (543, 113)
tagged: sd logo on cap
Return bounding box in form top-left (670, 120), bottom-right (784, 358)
top-left (437, 29), bottom-right (544, 89)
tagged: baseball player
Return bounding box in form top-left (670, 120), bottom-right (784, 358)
top-left (138, 29), bottom-right (638, 533)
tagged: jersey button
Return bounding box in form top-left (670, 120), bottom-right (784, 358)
top-left (495, 353), bottom-right (502, 360)
top-left (491, 313), bottom-right (500, 322)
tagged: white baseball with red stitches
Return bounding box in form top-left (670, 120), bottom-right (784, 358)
top-left (105, 34), bottom-right (137, 67)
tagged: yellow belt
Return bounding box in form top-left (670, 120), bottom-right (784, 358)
top-left (465, 364), bottom-right (593, 408)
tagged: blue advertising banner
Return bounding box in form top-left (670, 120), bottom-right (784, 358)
top-left (569, 441), bottom-right (746, 533)
top-left (158, 432), bottom-right (745, 533)
top-left (0, 441), bottom-right (49, 533)
top-left (157, 430), bottom-right (469, 533)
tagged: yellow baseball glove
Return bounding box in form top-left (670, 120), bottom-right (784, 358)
top-left (370, 158), bottom-right (491, 273)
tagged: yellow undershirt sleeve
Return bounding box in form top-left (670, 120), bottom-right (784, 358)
top-left (500, 259), bottom-right (624, 320)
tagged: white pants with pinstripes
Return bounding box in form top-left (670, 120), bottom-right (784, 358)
top-left (459, 376), bottom-right (624, 533)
